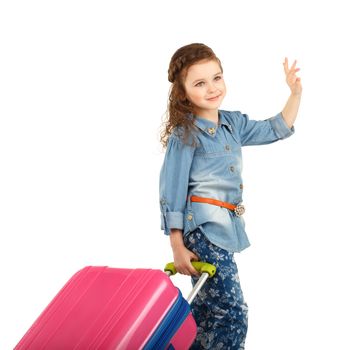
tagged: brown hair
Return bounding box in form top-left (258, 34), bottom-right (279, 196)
top-left (160, 43), bottom-right (223, 148)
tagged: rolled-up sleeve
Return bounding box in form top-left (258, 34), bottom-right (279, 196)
top-left (230, 111), bottom-right (295, 146)
top-left (159, 133), bottom-right (196, 235)
top-left (269, 112), bottom-right (295, 139)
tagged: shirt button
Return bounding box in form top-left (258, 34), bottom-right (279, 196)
top-left (240, 184), bottom-right (243, 190)
top-left (187, 214), bottom-right (193, 221)
top-left (225, 145), bottom-right (231, 151)
top-left (230, 166), bottom-right (235, 172)
top-left (208, 127), bottom-right (216, 135)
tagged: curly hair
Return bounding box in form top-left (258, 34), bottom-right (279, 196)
top-left (160, 43), bottom-right (223, 148)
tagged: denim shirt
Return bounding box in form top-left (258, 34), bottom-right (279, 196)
top-left (159, 110), bottom-right (294, 252)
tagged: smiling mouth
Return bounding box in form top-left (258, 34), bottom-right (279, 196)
top-left (207, 94), bottom-right (221, 101)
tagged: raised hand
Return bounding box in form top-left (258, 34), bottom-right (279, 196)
top-left (283, 58), bottom-right (302, 95)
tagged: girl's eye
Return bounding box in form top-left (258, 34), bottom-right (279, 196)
top-left (214, 75), bottom-right (222, 81)
top-left (195, 81), bottom-right (205, 87)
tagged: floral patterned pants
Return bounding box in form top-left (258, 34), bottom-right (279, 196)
top-left (183, 228), bottom-right (249, 350)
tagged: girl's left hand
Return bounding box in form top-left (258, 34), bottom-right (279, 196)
top-left (283, 58), bottom-right (302, 95)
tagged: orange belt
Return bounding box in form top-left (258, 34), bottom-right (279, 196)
top-left (189, 195), bottom-right (245, 216)
top-left (190, 195), bottom-right (236, 210)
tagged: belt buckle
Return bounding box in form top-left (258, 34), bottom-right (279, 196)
top-left (234, 204), bottom-right (245, 217)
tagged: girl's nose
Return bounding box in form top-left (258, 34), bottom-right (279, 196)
top-left (207, 82), bottom-right (218, 93)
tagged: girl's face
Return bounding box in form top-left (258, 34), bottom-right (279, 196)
top-left (183, 59), bottom-right (226, 119)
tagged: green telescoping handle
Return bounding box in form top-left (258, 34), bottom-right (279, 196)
top-left (164, 262), bottom-right (216, 278)
top-left (164, 262), bottom-right (216, 304)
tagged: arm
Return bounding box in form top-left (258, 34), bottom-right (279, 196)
top-left (159, 134), bottom-right (194, 235)
top-left (281, 57), bottom-right (302, 128)
top-left (230, 110), bottom-right (294, 146)
top-left (170, 229), bottom-right (199, 276)
top-left (159, 133), bottom-right (199, 276)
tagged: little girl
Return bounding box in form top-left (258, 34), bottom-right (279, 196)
top-left (159, 43), bottom-right (301, 349)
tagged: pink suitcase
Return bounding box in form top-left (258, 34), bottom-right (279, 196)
top-left (15, 263), bottom-right (216, 349)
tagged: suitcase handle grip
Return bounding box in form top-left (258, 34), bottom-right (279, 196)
top-left (164, 262), bottom-right (216, 278)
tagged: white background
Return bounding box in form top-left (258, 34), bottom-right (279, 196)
top-left (1, 0), bottom-right (349, 349)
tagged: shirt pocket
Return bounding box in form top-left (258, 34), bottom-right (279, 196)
top-left (194, 143), bottom-right (231, 159)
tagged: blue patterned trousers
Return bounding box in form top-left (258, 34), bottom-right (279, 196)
top-left (183, 228), bottom-right (248, 350)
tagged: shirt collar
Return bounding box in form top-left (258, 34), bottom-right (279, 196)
top-left (192, 110), bottom-right (232, 136)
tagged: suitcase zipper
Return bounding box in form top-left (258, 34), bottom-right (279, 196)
top-left (143, 289), bottom-right (190, 350)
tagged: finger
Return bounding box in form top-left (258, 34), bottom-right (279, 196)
top-left (188, 261), bottom-right (200, 276)
top-left (287, 68), bottom-right (300, 80)
top-left (291, 59), bottom-right (297, 70)
top-left (182, 260), bottom-right (199, 276)
top-left (177, 264), bottom-right (196, 276)
top-left (182, 268), bottom-right (192, 276)
top-left (190, 256), bottom-right (200, 275)
top-left (174, 264), bottom-right (185, 275)
top-left (190, 268), bottom-right (200, 277)
top-left (283, 57), bottom-right (289, 75)
top-left (190, 253), bottom-right (199, 261)
top-left (289, 67), bottom-right (300, 75)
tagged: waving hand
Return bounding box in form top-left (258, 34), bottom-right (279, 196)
top-left (283, 58), bottom-right (302, 95)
